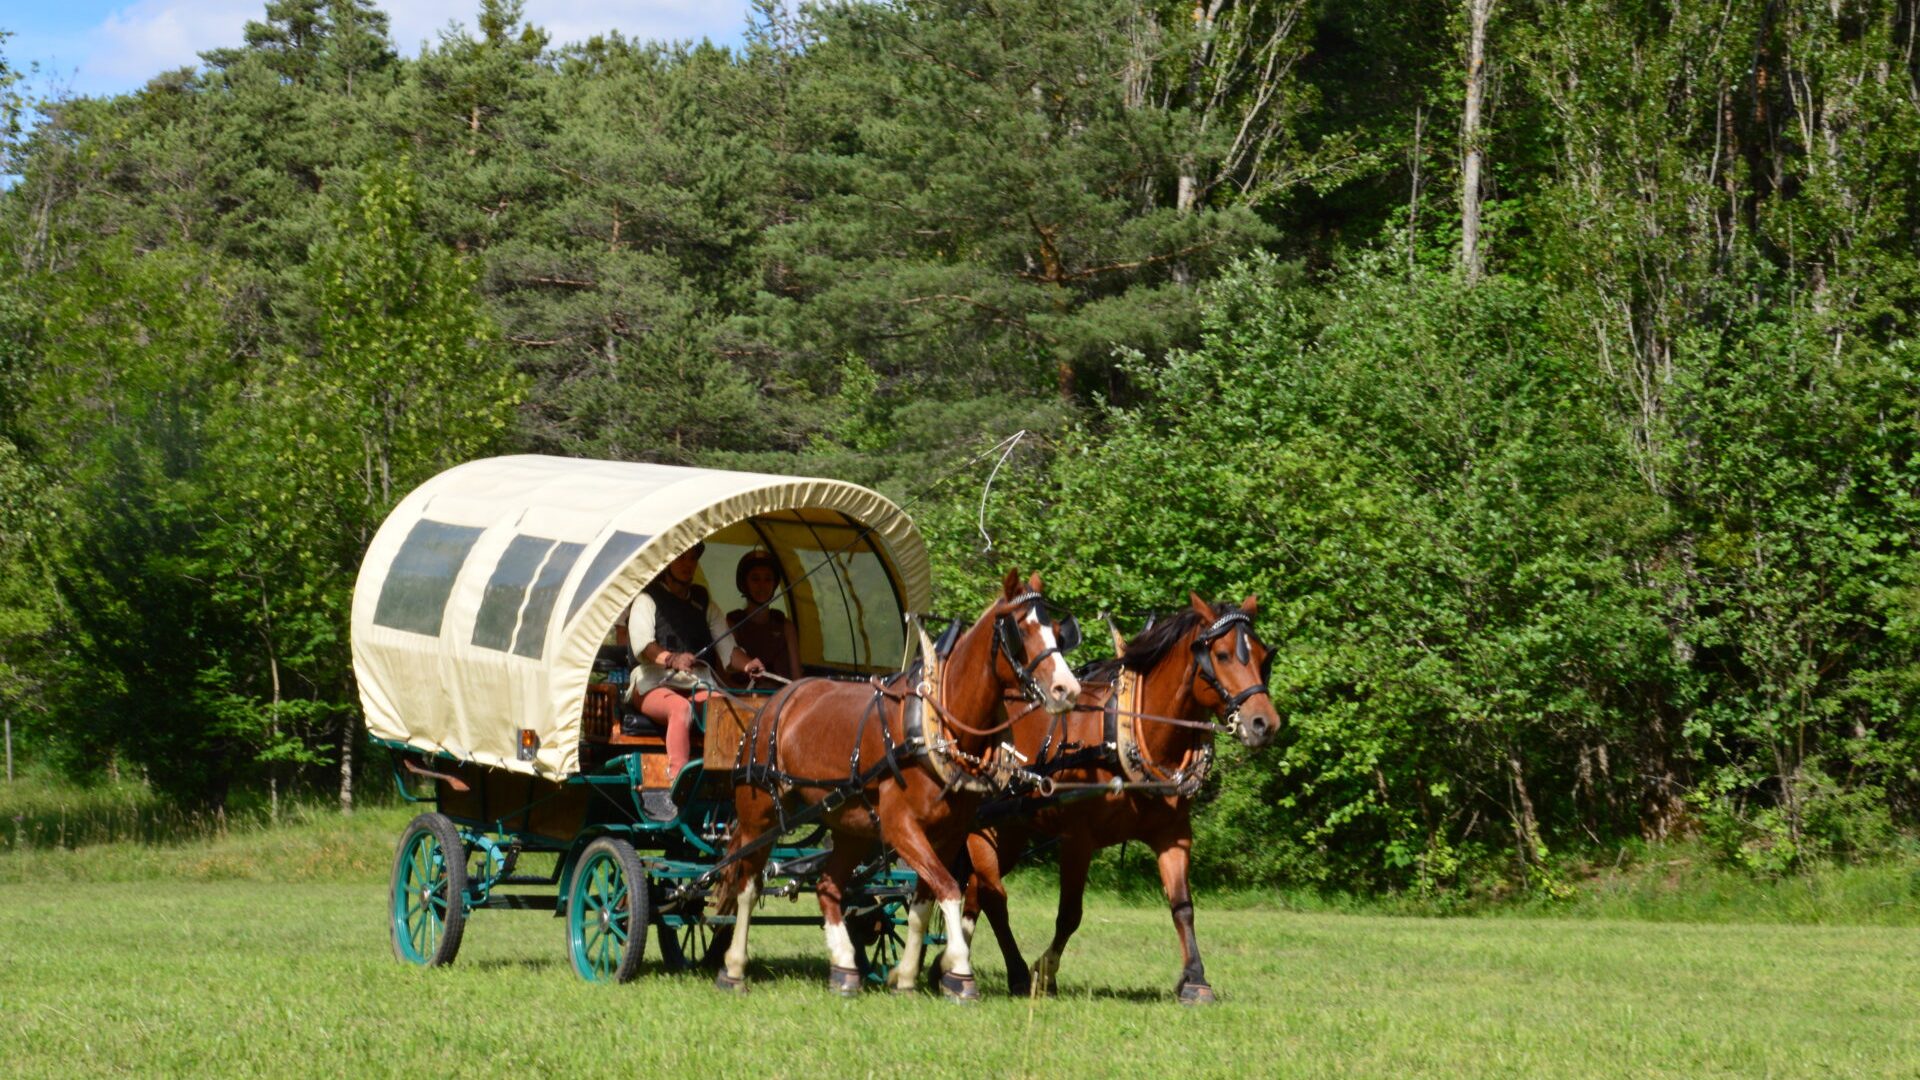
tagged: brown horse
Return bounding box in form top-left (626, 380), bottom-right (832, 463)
top-left (711, 570), bottom-right (1082, 999)
top-left (962, 593), bottom-right (1279, 1003)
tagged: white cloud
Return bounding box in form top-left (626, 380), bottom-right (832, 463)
top-left (391, 1), bottom-right (750, 56)
top-left (78, 0), bottom-right (260, 87)
top-left (528, 0), bottom-right (749, 50)
top-left (42, 1), bottom-right (749, 98)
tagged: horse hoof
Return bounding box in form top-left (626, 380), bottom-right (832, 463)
top-left (1007, 974), bottom-right (1033, 998)
top-left (713, 971), bottom-right (749, 995)
top-left (889, 982), bottom-right (918, 996)
top-left (828, 966), bottom-right (863, 997)
top-left (939, 971), bottom-right (979, 1002)
top-left (1176, 980), bottom-right (1216, 1005)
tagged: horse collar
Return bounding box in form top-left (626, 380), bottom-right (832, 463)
top-left (1112, 664), bottom-right (1211, 795)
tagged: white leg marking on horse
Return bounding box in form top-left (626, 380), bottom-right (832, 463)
top-left (892, 900), bottom-right (931, 990)
top-left (724, 879), bottom-right (757, 980)
top-left (824, 919), bottom-right (856, 970)
top-left (961, 915), bottom-right (977, 946)
top-left (939, 897), bottom-right (971, 977)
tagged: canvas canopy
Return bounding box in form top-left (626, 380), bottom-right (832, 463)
top-left (351, 455), bottom-right (931, 778)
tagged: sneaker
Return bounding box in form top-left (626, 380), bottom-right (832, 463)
top-left (641, 788), bottom-right (678, 822)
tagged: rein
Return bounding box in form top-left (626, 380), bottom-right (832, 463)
top-left (1083, 703), bottom-right (1229, 733)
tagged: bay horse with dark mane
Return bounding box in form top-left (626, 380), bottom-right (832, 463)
top-left (711, 570), bottom-right (1082, 999)
top-left (962, 593), bottom-right (1279, 1003)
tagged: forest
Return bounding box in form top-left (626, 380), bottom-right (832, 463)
top-left (0, 0), bottom-right (1916, 895)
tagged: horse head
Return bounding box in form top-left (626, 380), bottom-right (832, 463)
top-left (991, 569), bottom-right (1082, 715)
top-left (1183, 592), bottom-right (1279, 749)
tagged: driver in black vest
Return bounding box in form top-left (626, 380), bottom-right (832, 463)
top-left (626, 542), bottom-right (765, 812)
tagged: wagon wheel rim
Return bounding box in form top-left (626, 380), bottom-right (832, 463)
top-left (393, 830), bottom-right (452, 964)
top-left (571, 853), bottom-right (628, 980)
top-left (851, 899), bottom-right (907, 985)
top-left (658, 918), bottom-right (709, 971)
top-left (863, 918), bottom-right (905, 984)
top-left (851, 899), bottom-right (947, 986)
top-left (567, 840), bottom-right (647, 983)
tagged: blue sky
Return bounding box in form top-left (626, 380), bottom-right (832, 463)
top-left (3, 1), bottom-right (754, 99)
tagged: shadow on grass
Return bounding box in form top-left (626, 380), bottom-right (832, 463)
top-left (1050, 984), bottom-right (1174, 1004)
top-left (463, 957), bottom-right (564, 973)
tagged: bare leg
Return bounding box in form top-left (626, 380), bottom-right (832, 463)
top-left (636, 686), bottom-right (695, 778)
top-left (1030, 836), bottom-right (1092, 996)
top-left (1154, 830), bottom-right (1212, 1003)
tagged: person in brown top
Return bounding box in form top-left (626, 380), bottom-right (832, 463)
top-left (627, 542), bottom-right (764, 818)
top-left (726, 549), bottom-right (802, 682)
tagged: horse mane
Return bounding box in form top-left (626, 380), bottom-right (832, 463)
top-left (1119, 599), bottom-right (1244, 674)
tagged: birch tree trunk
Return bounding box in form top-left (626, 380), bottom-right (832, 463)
top-left (1460, 0), bottom-right (1495, 283)
top-left (340, 716), bottom-right (355, 814)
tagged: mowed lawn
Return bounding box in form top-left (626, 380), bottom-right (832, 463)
top-left (4, 876), bottom-right (1918, 1078)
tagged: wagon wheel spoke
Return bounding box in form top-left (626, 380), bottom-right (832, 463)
top-left (566, 840), bottom-right (647, 983)
top-left (390, 815), bottom-right (470, 969)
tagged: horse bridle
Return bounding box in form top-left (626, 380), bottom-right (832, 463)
top-left (993, 591), bottom-right (1082, 706)
top-left (1191, 611), bottom-right (1272, 736)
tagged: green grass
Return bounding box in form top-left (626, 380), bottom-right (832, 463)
top-left (4, 785), bottom-right (1920, 1076)
top-left (0, 774), bottom-right (232, 852)
top-left (0, 792), bottom-right (406, 884)
top-left (3, 879), bottom-right (1918, 1077)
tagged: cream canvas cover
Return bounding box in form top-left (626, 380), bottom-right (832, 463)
top-left (351, 455), bottom-right (931, 778)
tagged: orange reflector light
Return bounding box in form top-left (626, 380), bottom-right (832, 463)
top-left (517, 729), bottom-right (539, 761)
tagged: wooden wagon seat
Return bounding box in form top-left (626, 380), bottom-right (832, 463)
top-left (581, 683), bottom-right (690, 749)
top-left (576, 684), bottom-right (764, 753)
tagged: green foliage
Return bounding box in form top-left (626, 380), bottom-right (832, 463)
top-left (1, 0), bottom-right (1918, 895)
top-left (195, 157), bottom-right (520, 789)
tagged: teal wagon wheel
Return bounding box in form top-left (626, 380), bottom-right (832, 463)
top-left (850, 905), bottom-right (903, 985)
top-left (389, 813), bottom-right (468, 967)
top-left (851, 897), bottom-right (948, 985)
top-left (657, 914), bottom-right (732, 973)
top-left (566, 837), bottom-right (649, 983)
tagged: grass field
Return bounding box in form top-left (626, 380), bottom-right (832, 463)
top-left (1, 804), bottom-right (1918, 1077)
